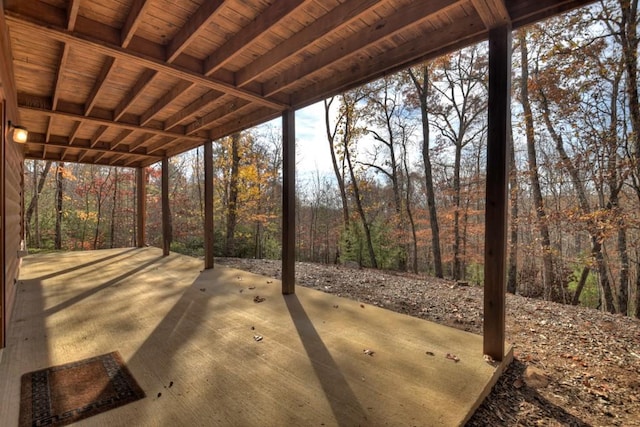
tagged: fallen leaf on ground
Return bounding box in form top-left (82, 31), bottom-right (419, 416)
top-left (254, 296), bottom-right (265, 303)
top-left (426, 351), bottom-right (435, 356)
top-left (254, 335), bottom-right (263, 342)
top-left (446, 353), bottom-right (460, 362)
top-left (363, 349), bottom-right (375, 356)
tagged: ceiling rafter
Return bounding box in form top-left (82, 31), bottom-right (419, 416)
top-left (121, 0), bottom-right (152, 48)
top-left (18, 93), bottom-right (206, 142)
top-left (90, 125), bottom-right (109, 148)
top-left (262, 0), bottom-right (465, 97)
top-left (185, 97), bottom-right (250, 135)
top-left (5, 13), bottom-right (286, 109)
top-left (27, 133), bottom-right (161, 160)
top-left (110, 129), bottom-right (134, 150)
top-left (203, 0), bottom-right (310, 76)
top-left (66, 0), bottom-right (80, 30)
top-left (84, 57), bottom-right (117, 116)
top-left (140, 80), bottom-right (192, 126)
top-left (471, 0), bottom-right (511, 29)
top-left (163, 89), bottom-right (223, 131)
top-left (166, 0), bottom-right (225, 63)
top-left (234, 0), bottom-right (379, 87)
top-left (289, 13), bottom-right (486, 108)
top-left (114, 69), bottom-right (157, 121)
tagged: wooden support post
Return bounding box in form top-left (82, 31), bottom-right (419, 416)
top-left (484, 25), bottom-right (512, 361)
top-left (204, 141), bottom-right (214, 269)
top-left (161, 157), bottom-right (171, 256)
top-left (282, 109), bottom-right (295, 294)
top-left (135, 167), bottom-right (146, 248)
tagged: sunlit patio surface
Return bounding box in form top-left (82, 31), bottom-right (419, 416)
top-left (0, 248), bottom-right (512, 426)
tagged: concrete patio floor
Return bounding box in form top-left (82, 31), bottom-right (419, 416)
top-left (0, 248), bottom-right (512, 426)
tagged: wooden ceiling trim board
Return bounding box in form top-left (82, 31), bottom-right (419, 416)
top-left (140, 80), bottom-right (193, 126)
top-left (77, 149), bottom-right (90, 163)
top-left (471, 0), bottom-right (510, 28)
top-left (235, 0), bottom-right (380, 87)
top-left (4, 10), bottom-right (287, 110)
top-left (164, 89), bottom-right (224, 131)
top-left (45, 117), bottom-right (53, 142)
top-left (185, 99), bottom-right (251, 135)
top-left (108, 153), bottom-right (126, 165)
top-left (121, 0), bottom-right (152, 48)
top-left (66, 0), bottom-right (80, 30)
top-left (114, 68), bottom-right (158, 121)
top-left (262, 0), bottom-right (465, 97)
top-left (93, 151), bottom-right (108, 163)
top-left (203, 0), bottom-right (310, 76)
top-left (84, 56), bottom-right (117, 115)
top-left (18, 93), bottom-right (206, 142)
top-left (166, 0), bottom-right (226, 63)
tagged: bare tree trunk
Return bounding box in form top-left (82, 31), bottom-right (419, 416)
top-left (507, 125), bottom-right (518, 294)
top-left (226, 133), bottom-right (240, 256)
top-left (25, 160), bottom-right (52, 247)
top-left (537, 82), bottom-right (615, 310)
top-left (55, 162), bottom-right (64, 250)
top-left (519, 30), bottom-right (557, 300)
top-left (324, 97), bottom-right (350, 228)
top-left (408, 67), bottom-right (443, 277)
top-left (110, 167), bottom-right (118, 248)
top-left (452, 142), bottom-right (463, 280)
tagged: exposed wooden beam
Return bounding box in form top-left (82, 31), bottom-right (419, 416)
top-left (51, 44), bottom-right (71, 110)
top-left (164, 90), bottom-right (223, 131)
top-left (146, 137), bottom-right (175, 155)
top-left (472, 0), bottom-right (511, 29)
top-left (204, 0), bottom-right (308, 76)
top-left (114, 69), bottom-right (157, 121)
top-left (140, 80), bottom-right (193, 126)
top-left (281, 109), bottom-right (296, 295)
top-left (26, 132), bottom-right (162, 160)
top-left (136, 167), bottom-right (146, 247)
top-left (121, 0), bottom-right (151, 48)
top-left (290, 13), bottom-right (485, 109)
top-left (208, 107), bottom-right (281, 142)
top-left (204, 141), bottom-right (214, 269)
top-left (66, 0), bottom-right (80, 30)
top-left (483, 25), bottom-right (512, 361)
top-left (263, 0), bottom-right (464, 97)
top-left (4, 10), bottom-right (288, 110)
top-left (167, 0), bottom-right (225, 63)
top-left (18, 93), bottom-right (206, 142)
top-left (185, 98), bottom-right (251, 135)
top-left (235, 0), bottom-right (379, 87)
top-left (110, 129), bottom-right (134, 150)
top-left (85, 57), bottom-right (117, 116)
top-left (128, 133), bottom-right (156, 151)
top-left (90, 125), bottom-right (109, 148)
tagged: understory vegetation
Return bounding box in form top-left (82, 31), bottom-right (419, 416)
top-left (24, 0), bottom-right (640, 318)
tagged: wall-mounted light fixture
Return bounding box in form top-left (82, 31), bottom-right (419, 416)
top-left (7, 121), bottom-right (28, 143)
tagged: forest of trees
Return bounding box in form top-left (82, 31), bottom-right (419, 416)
top-left (23, 1), bottom-right (640, 318)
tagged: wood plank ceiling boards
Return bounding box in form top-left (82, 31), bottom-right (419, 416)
top-left (3, 0), bottom-right (594, 168)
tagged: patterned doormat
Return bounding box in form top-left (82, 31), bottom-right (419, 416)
top-left (19, 351), bottom-right (145, 427)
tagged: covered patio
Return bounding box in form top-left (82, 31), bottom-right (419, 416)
top-left (1, 247), bottom-right (509, 426)
top-left (0, 0), bottom-right (594, 425)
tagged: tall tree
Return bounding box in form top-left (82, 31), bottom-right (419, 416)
top-left (518, 30), bottom-right (559, 300)
top-left (407, 65), bottom-right (444, 278)
top-left (25, 160), bottom-right (52, 247)
top-left (54, 162), bottom-right (64, 250)
top-left (226, 132), bottom-right (241, 256)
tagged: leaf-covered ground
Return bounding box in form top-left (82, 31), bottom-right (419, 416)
top-left (216, 258), bottom-right (640, 426)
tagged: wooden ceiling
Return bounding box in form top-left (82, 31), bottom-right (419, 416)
top-left (3, 0), bottom-right (592, 168)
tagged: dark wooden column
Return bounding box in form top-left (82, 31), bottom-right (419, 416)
top-left (161, 157), bottom-right (171, 256)
top-left (483, 25), bottom-right (512, 361)
top-left (135, 167), bottom-right (146, 248)
top-left (282, 109), bottom-right (295, 294)
top-left (204, 141), bottom-right (214, 269)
